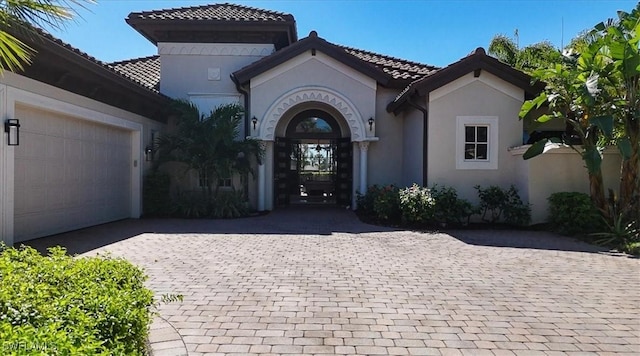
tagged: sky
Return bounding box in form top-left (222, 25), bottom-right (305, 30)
top-left (47, 0), bottom-right (638, 67)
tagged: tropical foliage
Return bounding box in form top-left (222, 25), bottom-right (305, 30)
top-left (150, 100), bottom-right (263, 218)
top-left (156, 100), bottom-right (263, 196)
top-left (488, 32), bottom-right (562, 73)
top-left (518, 5), bottom-right (639, 240)
top-left (0, 0), bottom-right (93, 72)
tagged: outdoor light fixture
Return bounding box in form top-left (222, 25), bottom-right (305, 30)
top-left (144, 146), bottom-right (154, 161)
top-left (251, 116), bottom-right (258, 130)
top-left (4, 119), bottom-right (20, 146)
top-left (368, 117), bottom-right (375, 131)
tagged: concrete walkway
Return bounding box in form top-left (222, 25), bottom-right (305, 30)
top-left (23, 207), bottom-right (640, 355)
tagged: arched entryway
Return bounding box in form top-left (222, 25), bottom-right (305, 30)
top-left (274, 109), bottom-right (352, 207)
top-left (252, 86), bottom-right (376, 211)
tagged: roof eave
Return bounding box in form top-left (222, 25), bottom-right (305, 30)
top-left (22, 31), bottom-right (170, 120)
top-left (125, 17), bottom-right (298, 47)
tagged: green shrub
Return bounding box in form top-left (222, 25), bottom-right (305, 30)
top-left (625, 241), bottom-right (640, 255)
top-left (431, 185), bottom-right (477, 225)
top-left (548, 192), bottom-right (601, 235)
top-left (211, 190), bottom-right (249, 218)
top-left (357, 184), bottom-right (402, 223)
top-left (172, 190), bottom-right (251, 218)
top-left (399, 184), bottom-right (435, 224)
top-left (475, 185), bottom-right (530, 226)
top-left (373, 185), bottom-right (401, 223)
top-left (502, 186), bottom-right (531, 226)
top-left (356, 185), bottom-right (383, 216)
top-left (591, 214), bottom-right (639, 247)
top-left (0, 245), bottom-right (154, 355)
top-left (143, 170), bottom-right (172, 217)
top-left (590, 190), bottom-right (639, 253)
top-left (475, 185), bottom-right (507, 223)
top-left (173, 191), bottom-right (210, 218)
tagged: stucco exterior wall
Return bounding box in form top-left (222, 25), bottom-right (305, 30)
top-left (367, 87), bottom-right (405, 187)
top-left (158, 42), bottom-right (275, 135)
top-left (427, 71), bottom-right (526, 204)
top-left (159, 42), bottom-right (274, 99)
top-left (0, 71), bottom-right (165, 245)
top-left (401, 108), bottom-right (424, 187)
top-left (512, 146), bottom-right (622, 224)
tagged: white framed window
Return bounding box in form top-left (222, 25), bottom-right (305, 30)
top-left (218, 177), bottom-right (232, 188)
top-left (464, 125), bottom-right (489, 161)
top-left (456, 116), bottom-right (499, 170)
top-left (198, 170), bottom-right (209, 188)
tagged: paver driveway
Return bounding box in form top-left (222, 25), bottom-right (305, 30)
top-left (25, 207), bottom-right (640, 356)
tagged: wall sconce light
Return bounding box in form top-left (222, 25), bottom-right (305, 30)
top-left (251, 116), bottom-right (258, 130)
top-left (368, 117), bottom-right (375, 131)
top-left (145, 146), bottom-right (154, 161)
top-left (4, 119), bottom-right (20, 146)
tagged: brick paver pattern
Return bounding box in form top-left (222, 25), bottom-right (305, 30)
top-left (30, 208), bottom-right (640, 355)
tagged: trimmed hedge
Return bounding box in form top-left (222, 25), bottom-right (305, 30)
top-left (548, 192), bottom-right (602, 235)
top-left (0, 245), bottom-right (153, 355)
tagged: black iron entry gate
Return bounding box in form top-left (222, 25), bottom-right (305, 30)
top-left (274, 137), bottom-right (352, 208)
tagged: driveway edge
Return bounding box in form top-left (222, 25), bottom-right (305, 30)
top-left (148, 316), bottom-right (187, 356)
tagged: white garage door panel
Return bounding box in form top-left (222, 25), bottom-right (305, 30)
top-left (14, 105), bottom-right (132, 242)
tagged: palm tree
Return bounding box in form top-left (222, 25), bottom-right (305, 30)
top-left (488, 33), bottom-right (561, 73)
top-left (156, 100), bottom-right (264, 198)
top-left (0, 0), bottom-right (94, 72)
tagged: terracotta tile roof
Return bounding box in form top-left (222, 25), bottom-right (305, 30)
top-left (233, 31), bottom-right (438, 87)
top-left (387, 48), bottom-right (543, 113)
top-left (340, 46), bottom-right (439, 81)
top-left (127, 3), bottom-right (294, 23)
top-left (28, 27), bottom-right (166, 98)
top-left (108, 56), bottom-right (161, 93)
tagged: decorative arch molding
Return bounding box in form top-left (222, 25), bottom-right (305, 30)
top-left (259, 86), bottom-right (366, 141)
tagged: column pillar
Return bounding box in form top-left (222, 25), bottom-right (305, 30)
top-left (358, 141), bottom-right (369, 196)
top-left (257, 141), bottom-right (266, 211)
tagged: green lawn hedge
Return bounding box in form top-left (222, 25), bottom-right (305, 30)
top-left (0, 244), bottom-right (154, 355)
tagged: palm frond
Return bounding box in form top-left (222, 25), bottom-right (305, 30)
top-left (0, 0), bottom-right (94, 30)
top-left (488, 34), bottom-right (518, 66)
top-left (0, 29), bottom-right (31, 71)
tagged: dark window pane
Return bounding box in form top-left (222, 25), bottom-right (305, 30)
top-left (476, 144), bottom-right (488, 159)
top-left (296, 117), bottom-right (332, 133)
top-left (465, 144), bottom-right (475, 159)
top-left (477, 126), bottom-right (488, 142)
top-left (465, 126), bottom-right (475, 142)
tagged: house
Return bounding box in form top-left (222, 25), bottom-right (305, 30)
top-left (0, 3), bottom-right (621, 245)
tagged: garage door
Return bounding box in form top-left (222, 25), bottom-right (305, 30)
top-left (13, 104), bottom-right (132, 242)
